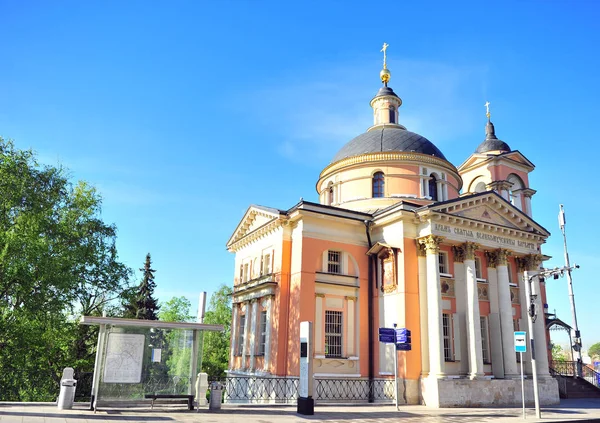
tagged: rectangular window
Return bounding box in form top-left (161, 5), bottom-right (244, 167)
top-left (262, 253), bottom-right (272, 275)
top-left (243, 263), bottom-right (250, 282)
top-left (325, 310), bottom-right (343, 358)
top-left (475, 257), bottom-right (484, 280)
top-left (327, 250), bottom-right (341, 274)
top-left (443, 313), bottom-right (454, 361)
top-left (438, 252), bottom-right (449, 275)
top-left (237, 314), bottom-right (246, 356)
top-left (507, 262), bottom-right (516, 285)
top-left (480, 316), bottom-right (490, 363)
top-left (258, 310), bottom-right (267, 355)
top-left (239, 265), bottom-right (243, 283)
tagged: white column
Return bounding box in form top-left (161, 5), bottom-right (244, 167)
top-left (524, 257), bottom-right (550, 378)
top-left (315, 294), bottom-right (324, 355)
top-left (524, 195), bottom-right (533, 217)
top-left (242, 301), bottom-right (251, 370)
top-left (486, 254), bottom-right (505, 379)
top-left (346, 296), bottom-right (356, 357)
top-left (497, 250), bottom-right (519, 378)
top-left (417, 244), bottom-right (429, 376)
top-left (249, 299), bottom-right (259, 372)
top-left (452, 246), bottom-right (468, 376)
top-left (264, 296), bottom-right (273, 372)
top-left (463, 242), bottom-right (484, 379)
top-left (230, 304), bottom-right (240, 368)
top-left (421, 235), bottom-right (445, 378)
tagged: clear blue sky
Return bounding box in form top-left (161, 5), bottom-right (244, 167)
top-left (1, 1), bottom-right (598, 351)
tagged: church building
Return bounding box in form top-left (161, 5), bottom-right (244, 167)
top-left (225, 46), bottom-right (559, 407)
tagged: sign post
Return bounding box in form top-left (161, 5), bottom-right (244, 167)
top-left (393, 324), bottom-right (399, 410)
top-left (514, 331), bottom-right (527, 419)
top-left (378, 326), bottom-right (411, 410)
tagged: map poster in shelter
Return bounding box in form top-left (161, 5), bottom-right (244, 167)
top-left (103, 333), bottom-right (145, 383)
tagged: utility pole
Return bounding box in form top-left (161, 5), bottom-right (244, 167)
top-left (559, 205), bottom-right (582, 376)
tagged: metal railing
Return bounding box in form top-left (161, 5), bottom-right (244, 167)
top-left (550, 360), bottom-right (600, 390)
top-left (223, 375), bottom-right (395, 403)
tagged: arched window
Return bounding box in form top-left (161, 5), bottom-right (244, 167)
top-left (429, 174), bottom-right (438, 201)
top-left (328, 183), bottom-right (334, 205)
top-left (372, 172), bottom-right (385, 198)
top-left (389, 106), bottom-right (396, 124)
top-left (507, 174), bottom-right (524, 209)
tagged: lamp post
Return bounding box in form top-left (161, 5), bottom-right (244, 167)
top-left (559, 205), bottom-right (582, 376)
top-left (524, 264), bottom-right (579, 419)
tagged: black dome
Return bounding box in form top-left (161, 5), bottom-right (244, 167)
top-left (331, 127), bottom-right (447, 163)
top-left (475, 121), bottom-right (511, 153)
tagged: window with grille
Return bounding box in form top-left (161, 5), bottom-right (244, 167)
top-left (237, 314), bottom-right (246, 356)
top-left (438, 252), bottom-right (449, 274)
top-left (480, 316), bottom-right (490, 363)
top-left (325, 310), bottom-right (343, 358)
top-left (327, 251), bottom-right (341, 274)
top-left (373, 172), bottom-right (385, 198)
top-left (258, 310), bottom-right (267, 355)
top-left (443, 313), bottom-right (454, 361)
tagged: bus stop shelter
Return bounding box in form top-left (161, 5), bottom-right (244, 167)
top-left (81, 316), bottom-right (224, 411)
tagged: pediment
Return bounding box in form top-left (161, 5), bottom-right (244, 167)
top-left (226, 205), bottom-right (283, 249)
top-left (426, 192), bottom-right (549, 236)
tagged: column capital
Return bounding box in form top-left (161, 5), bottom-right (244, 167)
top-left (484, 251), bottom-right (497, 268)
top-left (496, 248), bottom-right (511, 266)
top-left (345, 295), bottom-right (357, 301)
top-left (418, 235), bottom-right (445, 255)
top-left (315, 293), bottom-right (325, 298)
top-left (452, 245), bottom-right (465, 263)
top-left (462, 241), bottom-right (480, 260)
top-left (516, 253), bottom-right (543, 271)
top-left (416, 240), bottom-right (427, 257)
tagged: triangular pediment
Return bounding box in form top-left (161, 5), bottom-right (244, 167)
top-left (458, 150), bottom-right (534, 174)
top-left (226, 205), bottom-right (283, 249)
top-left (424, 191), bottom-right (550, 236)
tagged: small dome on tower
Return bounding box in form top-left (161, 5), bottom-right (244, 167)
top-left (475, 103), bottom-right (511, 154)
top-left (475, 120), bottom-right (511, 154)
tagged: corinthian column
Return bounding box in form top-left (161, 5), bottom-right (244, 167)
top-left (417, 242), bottom-right (429, 376)
top-left (463, 242), bottom-right (484, 379)
top-left (496, 249), bottom-right (519, 378)
top-left (419, 235), bottom-right (445, 378)
top-left (523, 254), bottom-right (550, 378)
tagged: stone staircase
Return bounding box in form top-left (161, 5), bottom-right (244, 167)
top-left (562, 376), bottom-right (600, 399)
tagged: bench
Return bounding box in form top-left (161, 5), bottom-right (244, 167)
top-left (144, 394), bottom-right (194, 410)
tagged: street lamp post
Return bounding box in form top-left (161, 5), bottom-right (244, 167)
top-left (559, 205), bottom-right (582, 376)
top-left (524, 264), bottom-right (579, 419)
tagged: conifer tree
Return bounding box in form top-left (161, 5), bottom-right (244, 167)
top-left (123, 253), bottom-right (160, 320)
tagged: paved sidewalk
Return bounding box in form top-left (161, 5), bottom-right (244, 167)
top-left (1, 400), bottom-right (600, 423)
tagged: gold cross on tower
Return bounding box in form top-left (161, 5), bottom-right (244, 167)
top-left (484, 101), bottom-right (491, 119)
top-left (381, 43), bottom-right (389, 69)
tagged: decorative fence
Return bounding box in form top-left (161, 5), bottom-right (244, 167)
top-left (223, 375), bottom-right (395, 404)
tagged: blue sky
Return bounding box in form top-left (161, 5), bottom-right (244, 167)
top-left (1, 1), bottom-right (598, 351)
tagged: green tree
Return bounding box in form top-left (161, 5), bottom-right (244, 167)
top-left (123, 253), bottom-right (160, 320)
top-left (202, 284), bottom-right (232, 380)
top-left (160, 296), bottom-right (193, 378)
top-left (552, 344), bottom-right (568, 363)
top-left (589, 342), bottom-right (600, 360)
top-left (0, 138), bottom-right (132, 400)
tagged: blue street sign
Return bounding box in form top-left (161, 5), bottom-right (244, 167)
top-left (396, 334), bottom-right (411, 343)
top-left (378, 328), bottom-right (396, 343)
top-left (514, 331), bottom-right (527, 353)
top-left (396, 343), bottom-right (412, 351)
top-left (395, 328), bottom-right (412, 344)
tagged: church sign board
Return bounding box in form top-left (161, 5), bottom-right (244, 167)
top-left (430, 223), bottom-right (538, 253)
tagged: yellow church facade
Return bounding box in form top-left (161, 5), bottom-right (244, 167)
top-left (226, 49), bottom-right (559, 407)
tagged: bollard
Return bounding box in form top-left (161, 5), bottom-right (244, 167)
top-left (208, 382), bottom-right (222, 410)
top-left (195, 373), bottom-right (209, 408)
top-left (57, 378), bottom-right (77, 410)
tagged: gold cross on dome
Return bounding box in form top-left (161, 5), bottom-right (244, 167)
top-left (484, 101), bottom-right (491, 118)
top-left (381, 43), bottom-right (389, 69)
